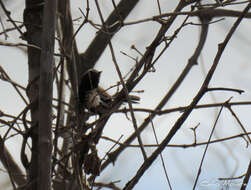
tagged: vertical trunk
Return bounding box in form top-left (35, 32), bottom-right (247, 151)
top-left (38, 0), bottom-right (57, 189)
top-left (23, 1), bottom-right (44, 189)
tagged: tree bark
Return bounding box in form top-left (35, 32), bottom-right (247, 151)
top-left (23, 1), bottom-right (44, 189)
top-left (38, 0), bottom-right (57, 189)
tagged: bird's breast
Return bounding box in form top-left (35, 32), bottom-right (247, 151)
top-left (86, 90), bottom-right (101, 108)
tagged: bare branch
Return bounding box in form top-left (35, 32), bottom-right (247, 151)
top-left (192, 104), bottom-right (224, 189)
top-left (123, 3), bottom-right (251, 189)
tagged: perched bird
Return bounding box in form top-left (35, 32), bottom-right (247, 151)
top-left (78, 69), bottom-right (102, 113)
top-left (78, 69), bottom-right (140, 114)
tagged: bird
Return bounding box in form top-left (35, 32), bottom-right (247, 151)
top-left (78, 69), bottom-right (102, 113)
top-left (78, 69), bottom-right (140, 114)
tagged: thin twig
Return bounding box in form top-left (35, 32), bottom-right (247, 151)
top-left (0, 24), bottom-right (24, 36)
top-left (101, 131), bottom-right (251, 149)
top-left (192, 104), bottom-right (224, 189)
top-left (123, 8), bottom-right (251, 26)
top-left (0, 41), bottom-right (62, 56)
top-left (117, 101), bottom-right (251, 115)
top-left (241, 159), bottom-right (251, 190)
top-left (207, 87), bottom-right (244, 94)
top-left (72, 3), bottom-right (89, 39)
top-left (94, 0), bottom-right (147, 160)
top-left (225, 103), bottom-right (251, 144)
top-left (93, 2), bottom-right (197, 180)
top-left (79, 0), bottom-right (139, 73)
top-left (0, 65), bottom-right (28, 105)
top-left (149, 116), bottom-right (172, 190)
top-left (0, 0), bottom-right (24, 36)
top-left (123, 3), bottom-right (251, 189)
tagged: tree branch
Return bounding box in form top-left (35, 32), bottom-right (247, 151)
top-left (123, 3), bottom-right (251, 189)
top-left (78, 0), bottom-right (139, 74)
top-left (38, 0), bottom-right (57, 189)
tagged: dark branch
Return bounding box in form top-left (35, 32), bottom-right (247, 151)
top-left (78, 0), bottom-right (139, 74)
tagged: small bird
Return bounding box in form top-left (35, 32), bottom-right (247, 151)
top-left (78, 69), bottom-right (140, 114)
top-left (79, 69), bottom-right (102, 113)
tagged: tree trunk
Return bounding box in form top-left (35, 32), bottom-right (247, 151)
top-left (23, 1), bottom-right (44, 189)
